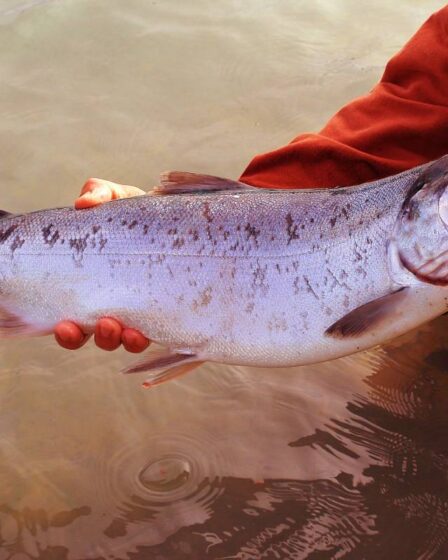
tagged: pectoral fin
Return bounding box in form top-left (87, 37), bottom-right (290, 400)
top-left (325, 288), bottom-right (409, 338)
top-left (0, 304), bottom-right (50, 338)
top-left (121, 348), bottom-right (203, 388)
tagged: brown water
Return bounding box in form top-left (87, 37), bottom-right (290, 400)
top-left (0, 1), bottom-right (447, 558)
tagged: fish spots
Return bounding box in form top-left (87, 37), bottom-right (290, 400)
top-left (167, 227), bottom-right (185, 249)
top-left (293, 276), bottom-right (300, 295)
top-left (188, 228), bottom-right (199, 241)
top-left (172, 237), bottom-right (185, 249)
top-left (191, 286), bottom-right (213, 312)
top-left (143, 225), bottom-right (149, 235)
top-left (244, 223), bottom-right (260, 247)
top-left (268, 313), bottom-right (288, 333)
top-left (326, 268), bottom-right (351, 292)
top-left (304, 275), bottom-right (319, 300)
top-left (355, 265), bottom-right (367, 278)
top-left (166, 265), bottom-right (174, 278)
top-left (251, 260), bottom-right (268, 291)
top-left (42, 224), bottom-right (59, 247)
top-left (202, 202), bottom-right (213, 223)
top-left (300, 310), bottom-right (309, 330)
top-left (330, 217), bottom-right (337, 228)
top-left (285, 213), bottom-right (300, 245)
top-left (0, 224), bottom-right (18, 245)
top-left (10, 235), bottom-right (25, 254)
top-left (205, 225), bottom-right (213, 243)
top-left (149, 253), bottom-right (166, 264)
top-left (128, 220), bottom-right (138, 230)
top-left (353, 248), bottom-right (363, 262)
top-left (69, 235), bottom-right (89, 264)
top-left (245, 301), bottom-right (255, 314)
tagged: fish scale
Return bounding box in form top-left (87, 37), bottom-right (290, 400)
top-left (0, 159), bottom-right (447, 386)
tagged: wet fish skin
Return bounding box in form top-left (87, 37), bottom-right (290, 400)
top-left (0, 158), bottom-right (447, 379)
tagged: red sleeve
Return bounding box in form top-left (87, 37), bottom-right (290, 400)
top-left (239, 6), bottom-right (448, 189)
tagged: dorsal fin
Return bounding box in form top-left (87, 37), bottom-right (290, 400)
top-left (0, 210), bottom-right (12, 219)
top-left (151, 172), bottom-right (256, 195)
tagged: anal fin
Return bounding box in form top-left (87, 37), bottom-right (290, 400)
top-left (121, 348), bottom-right (203, 388)
top-left (325, 288), bottom-right (409, 338)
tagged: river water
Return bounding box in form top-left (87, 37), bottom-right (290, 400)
top-left (0, 1), bottom-right (447, 558)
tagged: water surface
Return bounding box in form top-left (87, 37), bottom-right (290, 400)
top-left (0, 1), bottom-right (447, 558)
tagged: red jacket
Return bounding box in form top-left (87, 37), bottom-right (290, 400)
top-left (240, 6), bottom-right (448, 189)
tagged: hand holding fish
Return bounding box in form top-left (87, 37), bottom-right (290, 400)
top-left (54, 178), bottom-right (150, 353)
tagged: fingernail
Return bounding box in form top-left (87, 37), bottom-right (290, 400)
top-left (60, 325), bottom-right (75, 343)
top-left (100, 322), bottom-right (113, 338)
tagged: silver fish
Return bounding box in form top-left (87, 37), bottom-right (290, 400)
top-left (1, 157), bottom-right (448, 386)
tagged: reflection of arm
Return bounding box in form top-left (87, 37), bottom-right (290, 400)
top-left (240, 6), bottom-right (448, 190)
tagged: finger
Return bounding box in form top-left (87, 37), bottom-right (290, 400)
top-left (121, 328), bottom-right (151, 353)
top-left (55, 321), bottom-right (91, 350)
top-left (75, 184), bottom-right (114, 209)
top-left (75, 183), bottom-right (146, 209)
top-left (94, 317), bottom-right (123, 351)
top-left (110, 185), bottom-right (147, 199)
top-left (79, 178), bottom-right (108, 196)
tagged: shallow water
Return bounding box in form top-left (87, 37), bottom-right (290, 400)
top-left (0, 1), bottom-right (447, 558)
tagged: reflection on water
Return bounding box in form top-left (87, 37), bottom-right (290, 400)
top-left (0, 0), bottom-right (447, 558)
top-left (1, 318), bottom-right (448, 559)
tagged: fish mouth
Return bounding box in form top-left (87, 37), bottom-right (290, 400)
top-left (398, 250), bottom-right (448, 287)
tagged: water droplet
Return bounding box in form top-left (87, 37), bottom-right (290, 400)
top-left (139, 456), bottom-right (192, 493)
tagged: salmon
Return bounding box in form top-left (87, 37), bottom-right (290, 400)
top-left (0, 157), bottom-right (447, 386)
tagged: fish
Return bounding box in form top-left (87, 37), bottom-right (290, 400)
top-left (0, 156), bottom-right (448, 387)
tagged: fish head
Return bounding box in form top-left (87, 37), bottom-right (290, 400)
top-left (390, 155), bottom-right (448, 286)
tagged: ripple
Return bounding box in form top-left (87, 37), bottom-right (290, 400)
top-left (138, 455), bottom-right (191, 495)
top-left (85, 431), bottom-right (227, 554)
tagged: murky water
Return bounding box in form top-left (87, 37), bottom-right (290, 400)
top-left (0, 1), bottom-right (447, 558)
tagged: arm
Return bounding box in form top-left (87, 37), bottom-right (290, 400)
top-left (240, 6), bottom-right (448, 189)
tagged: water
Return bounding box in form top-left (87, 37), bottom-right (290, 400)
top-left (0, 1), bottom-right (447, 558)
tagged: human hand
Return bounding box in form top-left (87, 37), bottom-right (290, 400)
top-left (54, 178), bottom-right (150, 353)
top-left (74, 177), bottom-right (146, 209)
